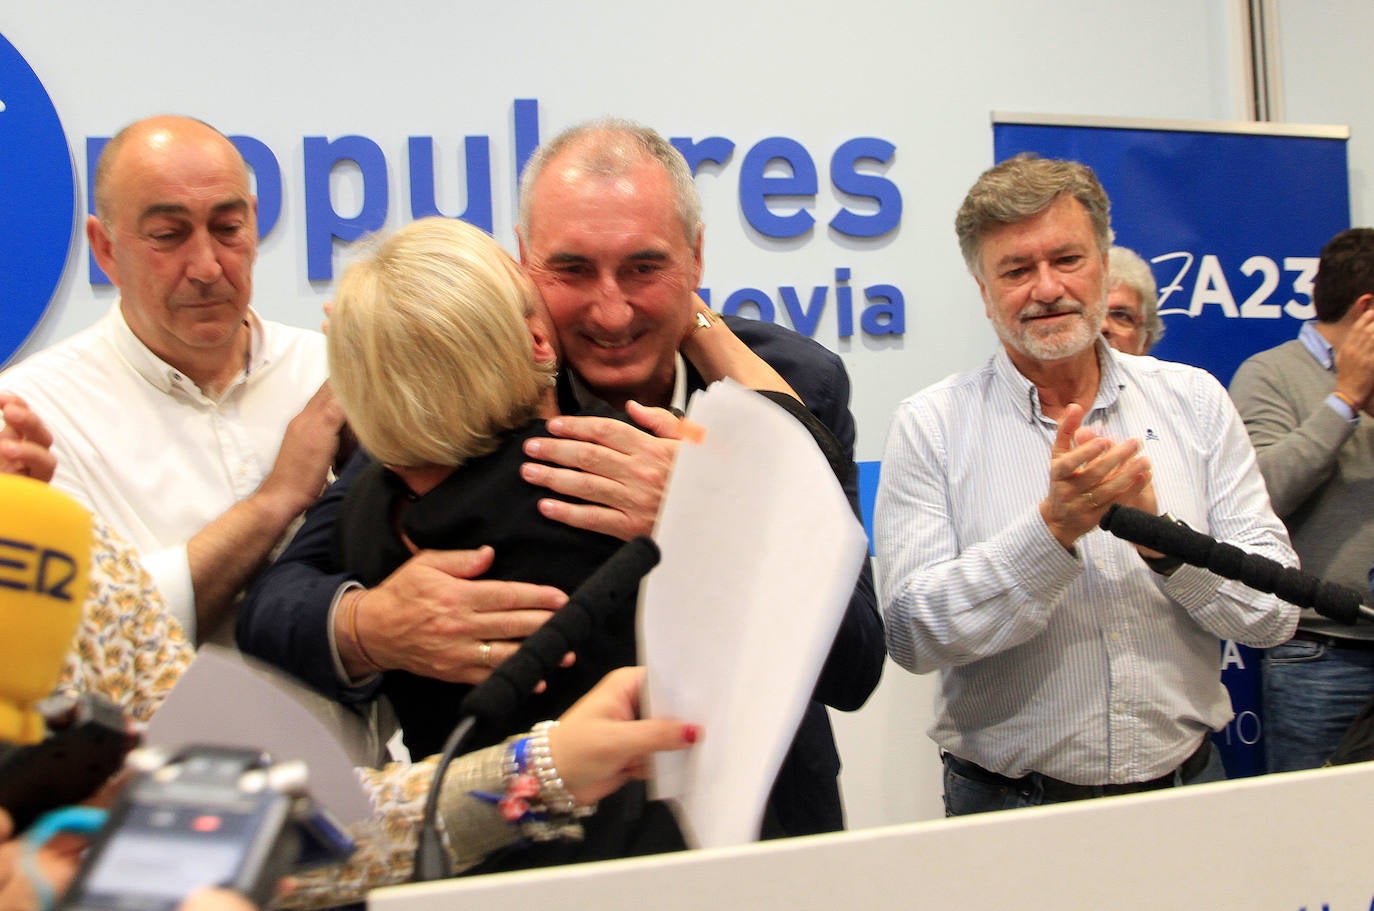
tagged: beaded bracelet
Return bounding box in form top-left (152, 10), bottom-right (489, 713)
top-left (469, 722), bottom-right (595, 843)
top-left (527, 720), bottom-right (595, 818)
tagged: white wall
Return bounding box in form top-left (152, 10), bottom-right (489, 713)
top-left (1276, 0), bottom-right (1373, 224)
top-left (3, 0), bottom-right (1361, 829)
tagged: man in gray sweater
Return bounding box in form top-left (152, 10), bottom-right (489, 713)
top-left (1229, 227), bottom-right (1374, 771)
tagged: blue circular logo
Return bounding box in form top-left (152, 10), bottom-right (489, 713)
top-left (0, 32), bottom-right (75, 366)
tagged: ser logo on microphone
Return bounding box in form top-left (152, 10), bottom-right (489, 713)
top-left (0, 31), bottom-right (77, 368)
top-left (0, 536), bottom-right (80, 602)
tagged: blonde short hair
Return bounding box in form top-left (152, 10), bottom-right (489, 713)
top-left (329, 217), bottom-right (555, 468)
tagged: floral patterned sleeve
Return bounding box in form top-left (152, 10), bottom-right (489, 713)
top-left (57, 516), bottom-right (192, 720)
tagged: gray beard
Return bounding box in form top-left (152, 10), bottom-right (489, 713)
top-left (994, 296), bottom-right (1105, 363)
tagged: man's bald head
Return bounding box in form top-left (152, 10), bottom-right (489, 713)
top-left (93, 116), bottom-right (248, 224)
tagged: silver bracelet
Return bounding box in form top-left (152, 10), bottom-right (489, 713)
top-left (528, 720), bottom-right (596, 818)
top-left (481, 723), bottom-right (596, 844)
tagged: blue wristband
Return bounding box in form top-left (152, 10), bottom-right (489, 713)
top-left (20, 807), bottom-right (109, 911)
top-left (512, 736), bottom-right (531, 774)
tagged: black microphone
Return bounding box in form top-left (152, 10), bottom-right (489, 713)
top-left (1098, 505), bottom-right (1372, 625)
top-left (459, 535), bottom-right (660, 724)
top-left (413, 535), bottom-right (661, 881)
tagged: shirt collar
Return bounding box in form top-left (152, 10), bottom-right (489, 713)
top-left (1298, 320), bottom-right (1336, 371)
top-left (108, 301), bottom-right (264, 398)
top-left (566, 352), bottom-right (689, 414)
top-left (992, 337), bottom-right (1125, 425)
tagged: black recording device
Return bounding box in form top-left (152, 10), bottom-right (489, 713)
top-left (56, 746), bottom-right (354, 911)
top-left (0, 693), bottom-right (136, 832)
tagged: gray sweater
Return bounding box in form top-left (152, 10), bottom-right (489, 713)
top-left (1229, 338), bottom-right (1374, 640)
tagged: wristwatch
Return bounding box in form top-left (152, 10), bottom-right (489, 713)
top-left (1142, 512), bottom-right (1186, 576)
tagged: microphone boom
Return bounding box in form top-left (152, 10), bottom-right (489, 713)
top-left (1098, 504), bottom-right (1370, 626)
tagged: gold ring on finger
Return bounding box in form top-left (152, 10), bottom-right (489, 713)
top-left (479, 641), bottom-right (493, 668)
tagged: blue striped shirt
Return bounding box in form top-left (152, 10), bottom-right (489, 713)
top-left (875, 341), bottom-right (1298, 785)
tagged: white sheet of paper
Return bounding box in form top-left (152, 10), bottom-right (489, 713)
top-left (144, 645), bottom-right (371, 824)
top-left (641, 379), bottom-right (869, 848)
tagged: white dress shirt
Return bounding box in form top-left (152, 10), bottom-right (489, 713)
top-left (875, 340), bottom-right (1298, 785)
top-left (0, 303), bottom-right (326, 635)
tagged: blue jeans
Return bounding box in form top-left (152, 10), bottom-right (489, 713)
top-left (1263, 637), bottom-right (1374, 772)
top-left (942, 746), bottom-right (1226, 817)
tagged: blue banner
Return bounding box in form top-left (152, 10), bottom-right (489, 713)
top-left (0, 33), bottom-right (75, 366)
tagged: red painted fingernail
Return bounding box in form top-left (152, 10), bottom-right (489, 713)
top-left (683, 724), bottom-right (700, 744)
